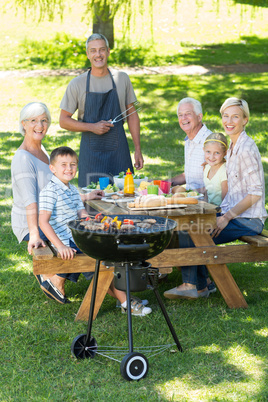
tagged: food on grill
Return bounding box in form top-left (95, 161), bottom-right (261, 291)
top-left (120, 224), bottom-right (136, 231)
top-left (76, 213), bottom-right (167, 234)
top-left (142, 219), bottom-right (157, 224)
top-left (136, 222), bottom-right (152, 229)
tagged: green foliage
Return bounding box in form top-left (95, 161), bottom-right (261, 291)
top-left (21, 33), bottom-right (89, 69)
top-left (1, 34), bottom-right (268, 70)
top-left (15, 0), bottom-right (64, 21)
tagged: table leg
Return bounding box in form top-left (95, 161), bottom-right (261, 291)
top-left (75, 270), bottom-right (114, 321)
top-left (189, 232), bottom-right (248, 309)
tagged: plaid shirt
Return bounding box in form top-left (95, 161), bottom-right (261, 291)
top-left (184, 124), bottom-right (212, 190)
top-left (221, 131), bottom-right (267, 223)
top-left (39, 175), bottom-right (84, 246)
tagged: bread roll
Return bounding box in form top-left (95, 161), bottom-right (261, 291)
top-left (131, 195), bottom-right (167, 208)
top-left (171, 185), bottom-right (187, 194)
top-left (173, 196), bottom-right (198, 204)
top-left (142, 195), bottom-right (167, 208)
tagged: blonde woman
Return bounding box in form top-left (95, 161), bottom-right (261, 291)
top-left (164, 97), bottom-right (267, 300)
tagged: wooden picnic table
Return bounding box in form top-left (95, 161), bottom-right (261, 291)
top-left (85, 198), bottom-right (267, 310)
top-left (32, 198), bottom-right (268, 321)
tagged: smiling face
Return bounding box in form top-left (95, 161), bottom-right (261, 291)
top-left (86, 39), bottom-right (110, 71)
top-left (177, 103), bottom-right (203, 139)
top-left (49, 154), bottom-right (78, 185)
top-left (22, 113), bottom-right (49, 142)
top-left (204, 142), bottom-right (226, 168)
top-left (221, 105), bottom-right (248, 142)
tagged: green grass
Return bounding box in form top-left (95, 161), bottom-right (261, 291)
top-left (0, 73), bottom-right (268, 401)
top-left (1, 0), bottom-right (268, 399)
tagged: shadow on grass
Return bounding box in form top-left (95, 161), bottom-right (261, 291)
top-left (179, 36), bottom-right (268, 67)
top-left (1, 262), bottom-right (267, 399)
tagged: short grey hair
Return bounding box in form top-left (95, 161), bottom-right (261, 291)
top-left (19, 102), bottom-right (51, 136)
top-left (86, 33), bottom-right (109, 51)
top-left (220, 97), bottom-right (250, 120)
top-left (177, 97), bottom-right (203, 116)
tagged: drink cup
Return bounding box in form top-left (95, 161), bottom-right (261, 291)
top-left (147, 185), bottom-right (159, 195)
top-left (99, 177), bottom-right (109, 190)
top-left (160, 180), bottom-right (171, 194)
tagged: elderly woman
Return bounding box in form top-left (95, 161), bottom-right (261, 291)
top-left (164, 97), bottom-right (267, 300)
top-left (11, 102), bottom-right (103, 303)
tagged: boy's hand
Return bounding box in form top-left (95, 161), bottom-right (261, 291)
top-left (57, 245), bottom-right (77, 260)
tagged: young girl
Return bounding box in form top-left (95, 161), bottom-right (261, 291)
top-left (203, 132), bottom-right (228, 206)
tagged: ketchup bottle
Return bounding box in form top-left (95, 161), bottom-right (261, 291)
top-left (124, 168), bottom-right (135, 195)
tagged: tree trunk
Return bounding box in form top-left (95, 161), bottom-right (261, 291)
top-left (93, 1), bottom-right (114, 49)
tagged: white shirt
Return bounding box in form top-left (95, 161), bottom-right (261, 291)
top-left (221, 131), bottom-right (267, 223)
top-left (184, 124), bottom-right (212, 190)
top-left (39, 175), bottom-right (84, 247)
top-left (11, 148), bottom-right (52, 243)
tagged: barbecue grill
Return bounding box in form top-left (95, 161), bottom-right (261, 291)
top-left (68, 214), bottom-right (183, 381)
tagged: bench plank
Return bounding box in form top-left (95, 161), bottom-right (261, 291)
top-left (33, 255), bottom-right (110, 275)
top-left (148, 244), bottom-right (268, 267)
top-left (240, 233), bottom-right (268, 247)
top-left (32, 245), bottom-right (54, 260)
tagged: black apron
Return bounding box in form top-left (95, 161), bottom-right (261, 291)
top-left (78, 69), bottom-right (133, 187)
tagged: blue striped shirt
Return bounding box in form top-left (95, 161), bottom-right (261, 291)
top-left (39, 175), bottom-right (84, 246)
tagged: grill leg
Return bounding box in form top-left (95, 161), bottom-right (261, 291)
top-left (85, 259), bottom-right (100, 346)
top-left (125, 263), bottom-right (133, 353)
top-left (149, 275), bottom-right (183, 352)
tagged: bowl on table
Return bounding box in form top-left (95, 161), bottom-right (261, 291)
top-left (113, 175), bottom-right (148, 190)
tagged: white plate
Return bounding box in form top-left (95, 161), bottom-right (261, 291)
top-left (102, 196), bottom-right (136, 203)
top-left (190, 194), bottom-right (204, 199)
top-left (103, 191), bottom-right (117, 197)
top-left (127, 204), bottom-right (187, 211)
top-left (81, 187), bottom-right (96, 193)
top-left (81, 187), bottom-right (118, 197)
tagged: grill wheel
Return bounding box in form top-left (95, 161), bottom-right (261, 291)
top-left (120, 352), bottom-right (148, 381)
top-left (71, 334), bottom-right (97, 359)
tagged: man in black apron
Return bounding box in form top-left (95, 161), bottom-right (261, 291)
top-left (59, 33), bottom-right (144, 187)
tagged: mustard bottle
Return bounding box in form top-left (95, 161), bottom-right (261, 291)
top-left (124, 168), bottom-right (135, 195)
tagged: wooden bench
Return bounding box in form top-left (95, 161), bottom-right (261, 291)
top-left (147, 229), bottom-right (268, 309)
top-left (32, 242), bottom-right (172, 322)
top-left (32, 229), bottom-right (268, 318)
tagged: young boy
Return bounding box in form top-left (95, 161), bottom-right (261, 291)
top-left (39, 146), bottom-right (151, 315)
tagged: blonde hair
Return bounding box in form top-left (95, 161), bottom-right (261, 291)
top-left (220, 97), bottom-right (250, 120)
top-left (204, 132), bottom-right (228, 152)
top-left (19, 102), bottom-right (51, 136)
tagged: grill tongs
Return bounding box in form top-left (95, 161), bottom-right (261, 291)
top-left (111, 101), bottom-right (141, 124)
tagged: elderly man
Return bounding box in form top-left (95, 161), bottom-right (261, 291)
top-left (164, 97), bottom-right (216, 298)
top-left (59, 33), bottom-right (143, 187)
top-left (171, 97), bottom-right (211, 191)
